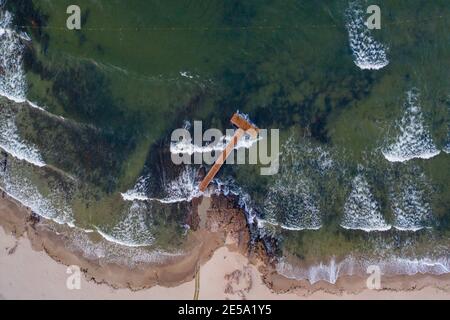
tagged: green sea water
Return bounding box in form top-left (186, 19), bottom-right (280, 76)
top-left (1, 0), bottom-right (449, 275)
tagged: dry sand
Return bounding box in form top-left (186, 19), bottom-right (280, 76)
top-left (1, 227), bottom-right (449, 300)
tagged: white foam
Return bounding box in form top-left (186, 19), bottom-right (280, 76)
top-left (0, 10), bottom-right (50, 168)
top-left (214, 179), bottom-right (260, 227)
top-left (257, 218), bottom-right (321, 231)
top-left (444, 144), bottom-right (450, 154)
top-left (157, 166), bottom-right (205, 203)
top-left (263, 176), bottom-right (322, 231)
top-left (122, 166), bottom-right (204, 204)
top-left (382, 90), bottom-right (440, 162)
top-left (121, 175), bottom-right (150, 201)
top-left (66, 226), bottom-right (183, 267)
top-left (276, 256), bottom-right (355, 284)
top-left (341, 174), bottom-right (391, 231)
top-left (282, 136), bottom-right (335, 173)
top-left (444, 133), bottom-right (450, 154)
top-left (0, 109), bottom-right (46, 167)
top-left (261, 138), bottom-right (341, 231)
top-left (276, 255), bottom-right (449, 284)
top-left (259, 138), bottom-right (338, 231)
top-left (0, 162), bottom-right (74, 226)
top-left (179, 71), bottom-right (194, 79)
top-left (0, 10), bottom-right (64, 121)
top-left (170, 132), bottom-right (259, 155)
top-left (0, 10), bottom-right (28, 102)
top-left (391, 173), bottom-right (432, 231)
top-left (95, 201), bottom-right (154, 247)
top-left (379, 257), bottom-right (450, 275)
top-left (345, 2), bottom-right (389, 70)
top-left (25, 100), bottom-right (47, 112)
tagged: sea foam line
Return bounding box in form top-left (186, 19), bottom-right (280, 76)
top-left (65, 226), bottom-right (184, 267)
top-left (0, 174), bottom-right (75, 228)
top-left (0, 110), bottom-right (46, 167)
top-left (390, 173), bottom-right (433, 232)
top-left (95, 227), bottom-right (153, 248)
top-left (0, 9), bottom-right (49, 168)
top-left (0, 10), bottom-right (28, 102)
top-left (263, 176), bottom-right (323, 231)
top-left (256, 218), bottom-right (322, 231)
top-left (0, 9), bottom-right (67, 119)
top-left (276, 255), bottom-right (450, 284)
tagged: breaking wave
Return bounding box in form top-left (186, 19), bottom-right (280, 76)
top-left (444, 131), bottom-right (450, 154)
top-left (277, 257), bottom-right (353, 284)
top-left (259, 138), bottom-right (335, 231)
top-left (122, 166), bottom-right (203, 204)
top-left (263, 176), bottom-right (322, 231)
top-left (390, 170), bottom-right (432, 231)
top-left (276, 255), bottom-right (450, 284)
top-left (157, 166), bottom-right (202, 203)
top-left (0, 9), bottom-right (62, 119)
top-left (121, 175), bottom-right (150, 201)
top-left (65, 226), bottom-right (183, 267)
top-left (445, 143), bottom-right (450, 154)
top-left (0, 107), bottom-right (45, 167)
top-left (170, 131), bottom-right (259, 155)
top-left (0, 10), bottom-right (28, 102)
top-left (341, 174), bottom-right (391, 231)
top-left (0, 159), bottom-right (74, 226)
top-left (96, 201), bottom-right (155, 247)
top-left (382, 89), bottom-right (440, 162)
top-left (345, 1), bottom-right (389, 70)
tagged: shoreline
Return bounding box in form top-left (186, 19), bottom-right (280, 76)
top-left (0, 190), bottom-right (262, 289)
top-left (1, 192), bottom-right (450, 299)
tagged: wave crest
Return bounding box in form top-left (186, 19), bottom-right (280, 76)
top-left (96, 201), bottom-right (155, 247)
top-left (341, 174), bottom-right (391, 231)
top-left (0, 107), bottom-right (45, 167)
top-left (0, 157), bottom-right (74, 226)
top-left (0, 10), bottom-right (27, 102)
top-left (382, 89), bottom-right (440, 162)
top-left (391, 170), bottom-right (433, 231)
top-left (346, 2), bottom-right (389, 70)
top-left (277, 255), bottom-right (449, 284)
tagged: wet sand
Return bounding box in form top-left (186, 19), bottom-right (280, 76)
top-left (2, 227), bottom-right (449, 300)
top-left (1, 194), bottom-right (449, 300)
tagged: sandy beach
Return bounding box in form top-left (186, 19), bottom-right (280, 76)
top-left (1, 193), bottom-right (450, 300)
top-left (2, 226), bottom-right (450, 300)
top-left (1, 0), bottom-right (450, 302)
